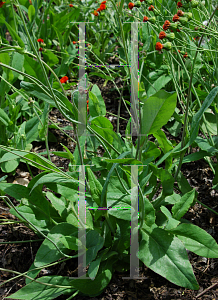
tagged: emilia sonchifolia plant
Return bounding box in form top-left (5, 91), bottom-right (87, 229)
top-left (0, 0), bottom-right (218, 299)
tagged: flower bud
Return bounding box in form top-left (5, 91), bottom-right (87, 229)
top-left (178, 16), bottom-right (188, 25)
top-left (153, 8), bottom-right (161, 15)
top-left (191, 0), bottom-right (199, 7)
top-left (166, 32), bottom-right (175, 41)
top-left (134, 1), bottom-right (141, 7)
top-left (148, 16), bottom-right (156, 23)
top-left (163, 42), bottom-right (172, 50)
top-left (169, 22), bottom-right (178, 30)
top-left (184, 12), bottom-right (192, 20)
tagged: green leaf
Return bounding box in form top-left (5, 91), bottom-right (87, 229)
top-left (43, 50), bottom-right (59, 67)
top-left (101, 151), bottom-right (131, 207)
top-left (0, 17), bottom-right (25, 48)
top-left (113, 219), bottom-right (130, 253)
top-left (88, 256), bottom-right (102, 280)
top-left (139, 225), bottom-right (199, 290)
top-left (0, 158), bottom-right (20, 173)
top-left (28, 4), bottom-right (35, 23)
top-left (195, 136), bottom-right (218, 155)
top-left (0, 183), bottom-right (51, 217)
top-left (172, 189), bottom-right (196, 220)
top-left (46, 192), bottom-right (67, 219)
top-left (60, 235), bottom-right (81, 251)
top-left (169, 223), bottom-right (218, 258)
top-left (38, 103), bottom-right (50, 140)
top-left (104, 158), bottom-right (142, 165)
top-left (86, 230), bottom-right (104, 265)
top-left (34, 223), bottom-right (77, 267)
top-left (147, 75), bottom-right (171, 98)
top-left (10, 205), bottom-right (53, 234)
top-left (87, 168), bottom-right (103, 206)
top-left (143, 195), bottom-right (156, 226)
top-left (141, 90), bottom-right (177, 135)
top-left (180, 86), bottom-right (218, 151)
top-left (89, 84), bottom-right (106, 117)
top-left (25, 116), bottom-right (40, 144)
top-left (0, 108), bottom-right (10, 126)
top-left (30, 173), bottom-right (79, 193)
top-left (142, 141), bottom-right (161, 161)
top-left (70, 259), bottom-right (113, 296)
top-left (153, 129), bottom-right (173, 169)
top-left (149, 164), bottom-right (174, 196)
top-left (6, 276), bottom-right (75, 300)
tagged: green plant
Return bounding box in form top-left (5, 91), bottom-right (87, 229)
top-left (0, 0), bottom-right (218, 299)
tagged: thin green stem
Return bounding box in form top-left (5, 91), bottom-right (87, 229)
top-left (174, 5), bottom-right (218, 181)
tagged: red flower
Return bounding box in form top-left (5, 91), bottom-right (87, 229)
top-left (73, 41), bottom-right (77, 44)
top-left (93, 10), bottom-right (99, 16)
top-left (97, 7), bottom-right (101, 11)
top-left (159, 31), bottom-right (166, 40)
top-left (101, 0), bottom-right (106, 3)
top-left (128, 2), bottom-right (134, 9)
top-left (156, 42), bottom-right (163, 51)
top-left (37, 38), bottom-right (44, 43)
top-left (60, 76), bottom-right (69, 84)
top-left (173, 14), bottom-right (180, 22)
top-left (38, 47), bottom-right (43, 52)
top-left (163, 20), bottom-right (170, 31)
top-left (143, 16), bottom-right (149, 22)
top-left (177, 10), bottom-right (184, 16)
top-left (177, 1), bottom-right (183, 7)
top-left (183, 52), bottom-right (188, 58)
top-left (0, 1), bottom-right (5, 8)
top-left (148, 5), bottom-right (154, 11)
top-left (140, 0), bottom-right (145, 2)
top-left (99, 3), bottom-right (106, 10)
top-left (69, 4), bottom-right (73, 7)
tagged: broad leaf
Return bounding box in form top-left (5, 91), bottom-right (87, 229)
top-left (169, 223), bottom-right (218, 258)
top-left (141, 90), bottom-right (177, 135)
top-left (172, 189), bottom-right (196, 220)
top-left (34, 223), bottom-right (78, 267)
top-left (139, 225), bottom-right (199, 290)
top-left (6, 276), bottom-right (75, 300)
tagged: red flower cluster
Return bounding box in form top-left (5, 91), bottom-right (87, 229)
top-left (159, 31), bottom-right (166, 40)
top-left (143, 16), bottom-right (149, 22)
top-left (93, 0), bottom-right (107, 15)
top-left (73, 41), bottom-right (77, 44)
top-left (128, 2), bottom-right (134, 9)
top-left (177, 10), bottom-right (184, 16)
top-left (0, 1), bottom-right (5, 8)
top-left (69, 4), bottom-right (73, 7)
top-left (173, 14), bottom-right (180, 22)
top-left (163, 20), bottom-right (170, 31)
top-left (156, 42), bottom-right (163, 51)
top-left (148, 5), bottom-right (154, 11)
top-left (60, 76), bottom-right (69, 84)
top-left (38, 47), bottom-right (43, 52)
top-left (177, 1), bottom-right (183, 8)
top-left (37, 38), bottom-right (44, 43)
